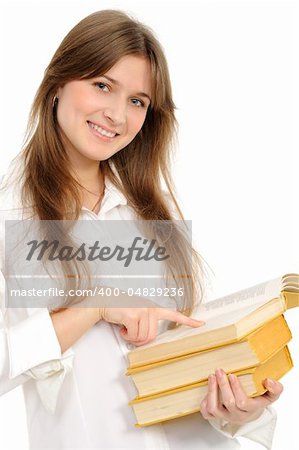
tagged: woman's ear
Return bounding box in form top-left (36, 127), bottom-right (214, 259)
top-left (52, 87), bottom-right (61, 108)
top-left (52, 95), bottom-right (59, 108)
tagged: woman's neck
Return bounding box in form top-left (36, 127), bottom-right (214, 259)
top-left (71, 160), bottom-right (105, 195)
top-left (70, 161), bottom-right (106, 214)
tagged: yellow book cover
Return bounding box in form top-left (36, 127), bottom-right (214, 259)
top-left (127, 315), bottom-right (291, 397)
top-left (130, 346), bottom-right (293, 427)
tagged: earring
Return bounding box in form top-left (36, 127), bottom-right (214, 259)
top-left (52, 96), bottom-right (59, 108)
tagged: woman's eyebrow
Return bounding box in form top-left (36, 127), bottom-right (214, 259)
top-left (102, 75), bottom-right (151, 102)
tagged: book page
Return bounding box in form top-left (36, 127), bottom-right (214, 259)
top-left (139, 277), bottom-right (283, 347)
top-left (200, 277), bottom-right (283, 318)
top-left (282, 273), bottom-right (299, 291)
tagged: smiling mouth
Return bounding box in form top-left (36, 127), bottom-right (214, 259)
top-left (87, 121), bottom-right (119, 138)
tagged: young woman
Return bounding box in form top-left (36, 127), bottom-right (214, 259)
top-left (0, 9), bottom-right (282, 449)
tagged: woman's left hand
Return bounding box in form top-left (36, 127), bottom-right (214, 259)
top-left (200, 368), bottom-right (283, 425)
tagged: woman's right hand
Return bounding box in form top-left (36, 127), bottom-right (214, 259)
top-left (98, 297), bottom-right (204, 346)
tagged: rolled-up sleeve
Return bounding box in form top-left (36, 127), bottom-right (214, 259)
top-left (6, 308), bottom-right (62, 378)
top-left (208, 406), bottom-right (277, 449)
top-left (1, 269), bottom-right (74, 413)
top-left (0, 185), bottom-right (74, 414)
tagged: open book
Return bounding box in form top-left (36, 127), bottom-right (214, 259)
top-left (127, 274), bottom-right (299, 368)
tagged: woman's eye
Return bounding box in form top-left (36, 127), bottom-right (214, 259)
top-left (131, 98), bottom-right (145, 107)
top-left (94, 82), bottom-right (109, 92)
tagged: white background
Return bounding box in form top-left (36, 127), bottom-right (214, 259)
top-left (0, 0), bottom-right (298, 449)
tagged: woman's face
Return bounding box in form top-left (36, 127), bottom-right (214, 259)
top-left (56, 55), bottom-right (152, 165)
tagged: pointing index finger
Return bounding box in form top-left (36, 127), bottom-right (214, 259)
top-left (158, 308), bottom-right (205, 327)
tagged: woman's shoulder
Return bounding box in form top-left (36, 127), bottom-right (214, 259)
top-left (0, 169), bottom-right (26, 219)
top-left (0, 177), bottom-right (22, 211)
top-left (1, 155), bottom-right (26, 205)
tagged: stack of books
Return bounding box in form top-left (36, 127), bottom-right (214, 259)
top-left (126, 273), bottom-right (299, 427)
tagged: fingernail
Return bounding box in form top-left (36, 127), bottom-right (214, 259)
top-left (193, 320), bottom-right (205, 326)
top-left (216, 368), bottom-right (223, 379)
top-left (228, 374), bottom-right (236, 383)
top-left (208, 374), bottom-right (215, 385)
top-left (266, 378), bottom-right (275, 393)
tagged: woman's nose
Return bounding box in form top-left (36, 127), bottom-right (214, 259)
top-left (103, 101), bottom-right (126, 126)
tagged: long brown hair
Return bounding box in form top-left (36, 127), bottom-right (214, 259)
top-left (15, 10), bottom-right (204, 313)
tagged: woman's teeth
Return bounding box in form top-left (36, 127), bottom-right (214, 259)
top-left (89, 122), bottom-right (117, 138)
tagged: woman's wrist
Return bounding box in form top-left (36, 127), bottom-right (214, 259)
top-left (98, 307), bottom-right (107, 322)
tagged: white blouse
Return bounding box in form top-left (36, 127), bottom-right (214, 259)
top-left (0, 175), bottom-right (277, 449)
